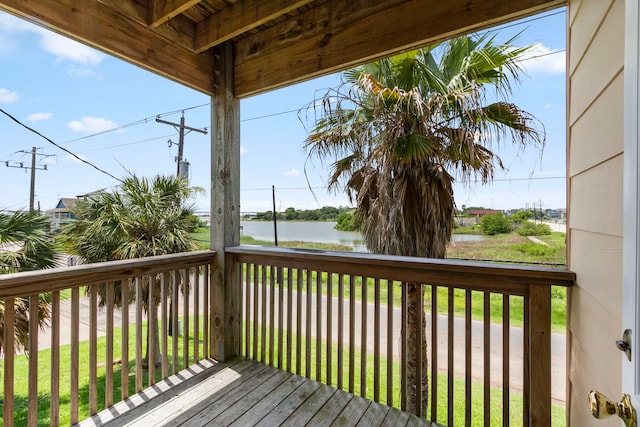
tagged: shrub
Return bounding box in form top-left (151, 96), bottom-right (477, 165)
top-left (480, 213), bottom-right (512, 235)
top-left (516, 221), bottom-right (551, 236)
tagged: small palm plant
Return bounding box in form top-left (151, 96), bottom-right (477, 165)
top-left (0, 211), bottom-right (57, 354)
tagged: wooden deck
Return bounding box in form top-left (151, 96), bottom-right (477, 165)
top-left (78, 358), bottom-right (434, 426)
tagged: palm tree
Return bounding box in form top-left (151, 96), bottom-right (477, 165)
top-left (62, 175), bottom-right (198, 365)
top-left (304, 34), bottom-right (544, 415)
top-left (0, 211), bottom-right (57, 355)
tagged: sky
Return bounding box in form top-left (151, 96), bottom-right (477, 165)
top-left (0, 9), bottom-right (567, 214)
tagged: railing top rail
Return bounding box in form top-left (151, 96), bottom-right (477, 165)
top-left (227, 245), bottom-right (575, 293)
top-left (0, 250), bottom-right (216, 298)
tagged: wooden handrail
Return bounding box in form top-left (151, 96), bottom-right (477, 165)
top-left (0, 250), bottom-right (216, 298)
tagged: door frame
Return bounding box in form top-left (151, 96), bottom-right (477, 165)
top-left (623, 0), bottom-right (640, 400)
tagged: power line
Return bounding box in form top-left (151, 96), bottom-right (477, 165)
top-left (0, 108), bottom-right (122, 183)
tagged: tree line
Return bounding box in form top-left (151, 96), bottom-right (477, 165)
top-left (247, 206), bottom-right (353, 222)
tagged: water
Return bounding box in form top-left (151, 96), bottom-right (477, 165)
top-left (240, 221), bottom-right (484, 252)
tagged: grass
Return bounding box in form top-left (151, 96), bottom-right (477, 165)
top-left (1, 318), bottom-right (565, 427)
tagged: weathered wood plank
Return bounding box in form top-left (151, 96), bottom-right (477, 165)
top-left (333, 395), bottom-right (371, 425)
top-left (194, 0), bottom-right (314, 52)
top-left (210, 40), bottom-right (241, 362)
top-left (305, 388), bottom-right (353, 425)
top-left (234, 0), bottom-right (565, 96)
top-left (356, 399), bottom-right (390, 426)
top-left (176, 364), bottom-right (285, 426)
top-left (381, 406), bottom-right (411, 426)
top-left (206, 370), bottom-right (303, 425)
top-left (260, 379), bottom-right (329, 426)
top-left (148, 0), bottom-right (200, 28)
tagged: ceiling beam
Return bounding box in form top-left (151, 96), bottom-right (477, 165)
top-left (194, 0), bottom-right (314, 53)
top-left (148, 0), bottom-right (203, 28)
top-left (0, 0), bottom-right (216, 95)
top-left (234, 0), bottom-right (566, 97)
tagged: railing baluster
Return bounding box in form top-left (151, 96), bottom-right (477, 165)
top-left (170, 270), bottom-right (179, 374)
top-left (148, 275), bottom-right (157, 386)
top-left (194, 266), bottom-right (200, 363)
top-left (503, 294), bottom-right (510, 427)
top-left (244, 262), bottom-right (251, 358)
top-left (269, 265), bottom-right (275, 366)
top-left (121, 279), bottom-right (130, 400)
top-left (327, 273), bottom-right (333, 386)
top-left (89, 285), bottom-right (98, 415)
top-left (316, 270), bottom-right (322, 381)
top-left (361, 276), bottom-right (367, 397)
top-left (252, 263), bottom-right (259, 360)
top-left (416, 284), bottom-right (424, 418)
top-left (448, 287), bottom-right (454, 427)
top-left (4, 298), bottom-right (15, 427)
top-left (106, 282), bottom-right (115, 407)
top-left (529, 285), bottom-right (551, 427)
top-left (286, 268), bottom-right (293, 372)
top-left (524, 293), bottom-right (530, 427)
top-left (28, 294), bottom-right (39, 424)
top-left (209, 261), bottom-right (215, 358)
top-left (203, 264), bottom-right (209, 360)
top-left (484, 292), bottom-right (491, 427)
top-left (401, 281), bottom-right (407, 411)
top-left (135, 277), bottom-right (143, 392)
top-left (306, 269), bottom-right (312, 378)
top-left (261, 264), bottom-right (267, 363)
top-left (278, 266), bottom-right (284, 370)
top-left (57, 293), bottom-right (75, 420)
top-left (465, 289), bottom-right (472, 427)
top-left (50, 290), bottom-right (60, 426)
top-left (161, 273), bottom-right (169, 379)
top-left (348, 274), bottom-right (355, 393)
top-left (431, 284), bottom-right (438, 421)
top-left (337, 273), bottom-right (344, 390)
top-left (387, 280), bottom-right (394, 407)
top-left (374, 277), bottom-right (380, 402)
top-left (296, 269), bottom-right (302, 376)
top-left (183, 268), bottom-right (189, 368)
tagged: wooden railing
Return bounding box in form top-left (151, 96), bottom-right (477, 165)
top-left (227, 246), bottom-right (575, 427)
top-left (0, 250), bottom-right (215, 426)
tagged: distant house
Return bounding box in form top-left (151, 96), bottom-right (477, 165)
top-left (467, 209), bottom-right (502, 224)
top-left (46, 198), bottom-right (78, 232)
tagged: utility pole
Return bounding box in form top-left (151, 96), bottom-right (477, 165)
top-left (156, 113), bottom-right (207, 177)
top-left (5, 146), bottom-right (51, 212)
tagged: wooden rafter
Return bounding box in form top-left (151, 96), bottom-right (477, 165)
top-left (194, 0), bottom-right (314, 53)
top-left (234, 0), bottom-right (566, 97)
top-left (148, 0), bottom-right (203, 28)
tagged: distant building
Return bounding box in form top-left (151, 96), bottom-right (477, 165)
top-left (467, 209), bottom-right (502, 224)
top-left (46, 198), bottom-right (78, 232)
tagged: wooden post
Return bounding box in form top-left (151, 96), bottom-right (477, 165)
top-left (528, 284), bottom-right (551, 426)
top-left (211, 40), bottom-right (241, 362)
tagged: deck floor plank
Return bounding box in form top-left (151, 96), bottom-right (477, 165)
top-left (306, 388), bottom-right (354, 426)
top-left (178, 366), bottom-right (291, 427)
top-left (277, 382), bottom-right (337, 426)
top-left (84, 358), bottom-right (435, 427)
top-left (226, 372), bottom-right (315, 426)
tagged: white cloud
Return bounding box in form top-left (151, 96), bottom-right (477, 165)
top-left (67, 116), bottom-right (118, 133)
top-left (0, 88), bottom-right (18, 103)
top-left (520, 43), bottom-right (565, 75)
top-left (64, 154), bottom-right (88, 163)
top-left (26, 112), bottom-right (52, 121)
top-left (39, 31), bottom-right (103, 66)
top-left (240, 146), bottom-right (248, 155)
top-left (284, 168), bottom-right (302, 177)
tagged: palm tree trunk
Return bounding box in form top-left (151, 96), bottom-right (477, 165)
top-left (144, 308), bottom-right (162, 368)
top-left (405, 282), bottom-right (429, 416)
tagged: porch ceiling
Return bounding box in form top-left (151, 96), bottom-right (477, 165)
top-left (0, 0), bottom-right (564, 97)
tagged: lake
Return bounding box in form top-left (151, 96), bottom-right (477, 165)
top-left (240, 221), bottom-right (485, 252)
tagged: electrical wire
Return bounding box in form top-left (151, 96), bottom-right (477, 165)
top-left (0, 108), bottom-right (123, 183)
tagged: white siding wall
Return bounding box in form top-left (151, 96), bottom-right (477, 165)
top-left (568, 0), bottom-right (624, 425)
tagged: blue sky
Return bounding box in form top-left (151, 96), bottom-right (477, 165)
top-left (0, 9), bottom-right (566, 214)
